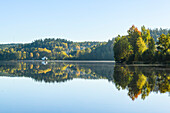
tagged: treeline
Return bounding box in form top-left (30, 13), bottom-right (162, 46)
top-left (0, 38), bottom-right (104, 60)
top-left (114, 25), bottom-right (170, 63)
top-left (0, 43), bottom-right (20, 49)
top-left (150, 28), bottom-right (170, 42)
top-left (1, 26), bottom-right (170, 61)
top-left (0, 38), bottom-right (115, 60)
top-left (71, 39), bottom-right (114, 60)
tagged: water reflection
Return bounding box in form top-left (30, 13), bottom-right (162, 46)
top-left (114, 64), bottom-right (170, 100)
top-left (0, 61), bottom-right (169, 100)
top-left (0, 61), bottom-right (114, 83)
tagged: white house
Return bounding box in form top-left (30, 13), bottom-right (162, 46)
top-left (42, 56), bottom-right (48, 60)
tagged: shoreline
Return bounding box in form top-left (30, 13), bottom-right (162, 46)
top-left (1, 60), bottom-right (170, 66)
top-left (1, 60), bottom-right (115, 63)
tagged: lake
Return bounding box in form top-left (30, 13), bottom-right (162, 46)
top-left (0, 61), bottom-right (170, 113)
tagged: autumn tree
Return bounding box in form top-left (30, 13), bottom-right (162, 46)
top-left (135, 37), bottom-right (147, 61)
top-left (30, 52), bottom-right (33, 58)
top-left (127, 25), bottom-right (148, 61)
top-left (128, 25), bottom-right (141, 50)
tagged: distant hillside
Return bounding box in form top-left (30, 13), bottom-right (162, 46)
top-left (150, 28), bottom-right (170, 41)
top-left (72, 39), bottom-right (114, 60)
top-left (0, 38), bottom-right (114, 60)
top-left (0, 43), bottom-right (19, 49)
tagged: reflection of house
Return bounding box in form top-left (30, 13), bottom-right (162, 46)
top-left (42, 61), bottom-right (48, 65)
top-left (42, 56), bottom-right (48, 60)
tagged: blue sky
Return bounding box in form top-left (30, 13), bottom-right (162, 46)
top-left (0, 0), bottom-right (170, 43)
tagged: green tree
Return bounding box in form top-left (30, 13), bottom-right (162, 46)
top-left (157, 34), bottom-right (170, 54)
top-left (128, 25), bottom-right (141, 53)
top-left (114, 36), bottom-right (133, 62)
top-left (135, 37), bottom-right (147, 61)
top-left (141, 26), bottom-right (151, 45)
top-left (142, 37), bottom-right (156, 61)
top-left (17, 51), bottom-right (22, 59)
top-left (148, 37), bottom-right (156, 53)
top-left (36, 53), bottom-right (40, 59)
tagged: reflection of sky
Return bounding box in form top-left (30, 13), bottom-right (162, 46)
top-left (0, 77), bottom-right (169, 113)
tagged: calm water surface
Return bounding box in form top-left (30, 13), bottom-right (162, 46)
top-left (0, 61), bottom-right (170, 113)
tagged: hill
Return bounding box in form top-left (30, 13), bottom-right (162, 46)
top-left (0, 43), bottom-right (20, 49)
top-left (0, 38), bottom-right (114, 60)
top-left (72, 39), bottom-right (114, 60)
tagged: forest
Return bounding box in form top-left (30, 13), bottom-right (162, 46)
top-left (0, 38), bottom-right (114, 60)
top-left (114, 25), bottom-right (170, 63)
top-left (0, 36), bottom-right (116, 60)
top-left (0, 26), bottom-right (170, 61)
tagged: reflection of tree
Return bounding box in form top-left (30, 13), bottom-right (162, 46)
top-left (157, 73), bottom-right (170, 93)
top-left (113, 65), bottom-right (133, 90)
top-left (0, 62), bottom-right (169, 100)
top-left (0, 62), bottom-right (114, 83)
top-left (113, 64), bottom-right (170, 100)
top-left (128, 73), bottom-right (147, 100)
